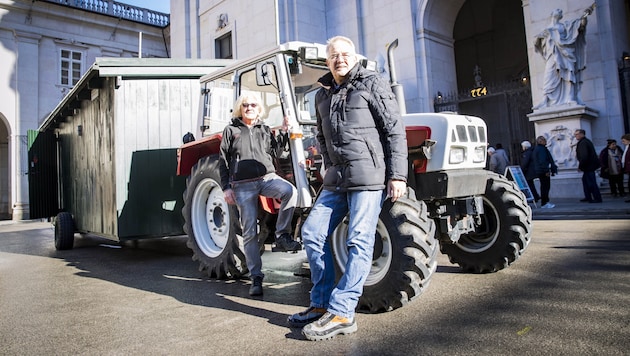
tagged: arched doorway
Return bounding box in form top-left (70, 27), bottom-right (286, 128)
top-left (0, 114), bottom-right (10, 220)
top-left (432, 0), bottom-right (533, 164)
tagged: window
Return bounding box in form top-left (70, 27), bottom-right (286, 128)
top-left (239, 67), bottom-right (283, 128)
top-left (60, 49), bottom-right (82, 86)
top-left (215, 33), bottom-right (232, 59)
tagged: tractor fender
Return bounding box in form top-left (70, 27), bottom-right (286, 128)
top-left (177, 133), bottom-right (222, 176)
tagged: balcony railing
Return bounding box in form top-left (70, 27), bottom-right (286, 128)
top-left (42, 0), bottom-right (170, 27)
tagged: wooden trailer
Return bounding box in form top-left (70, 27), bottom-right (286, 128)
top-left (29, 57), bottom-right (230, 248)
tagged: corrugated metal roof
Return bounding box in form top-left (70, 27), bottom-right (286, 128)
top-left (39, 58), bottom-right (232, 132)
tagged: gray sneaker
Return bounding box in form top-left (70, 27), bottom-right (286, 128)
top-left (302, 312), bottom-right (357, 341)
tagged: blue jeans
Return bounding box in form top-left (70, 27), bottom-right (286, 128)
top-left (232, 173), bottom-right (297, 278)
top-left (301, 189), bottom-right (385, 319)
top-left (581, 171), bottom-right (602, 202)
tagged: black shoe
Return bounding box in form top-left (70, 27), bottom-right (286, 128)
top-left (589, 200), bottom-right (602, 204)
top-left (249, 276), bottom-right (263, 296)
top-left (579, 198), bottom-right (592, 202)
top-left (272, 233), bottom-right (302, 252)
top-left (288, 306), bottom-right (327, 328)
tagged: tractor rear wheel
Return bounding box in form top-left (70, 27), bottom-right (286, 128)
top-left (182, 155), bottom-right (247, 279)
top-left (330, 188), bottom-right (438, 312)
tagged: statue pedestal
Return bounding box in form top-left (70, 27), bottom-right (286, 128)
top-left (527, 105), bottom-right (600, 199)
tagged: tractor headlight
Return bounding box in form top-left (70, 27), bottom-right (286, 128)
top-left (473, 146), bottom-right (486, 163)
top-left (449, 147), bottom-right (465, 164)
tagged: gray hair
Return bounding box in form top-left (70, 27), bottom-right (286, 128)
top-left (326, 36), bottom-right (356, 56)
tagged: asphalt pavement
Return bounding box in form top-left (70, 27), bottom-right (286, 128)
top-left (530, 194), bottom-right (630, 220)
top-left (3, 193), bottom-right (628, 228)
top-left (1, 197), bottom-right (629, 355)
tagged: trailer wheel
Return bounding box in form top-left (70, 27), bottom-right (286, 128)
top-left (330, 188), bottom-right (438, 313)
top-left (183, 155), bottom-right (247, 279)
top-left (440, 172), bottom-right (532, 273)
top-left (54, 212), bottom-right (75, 250)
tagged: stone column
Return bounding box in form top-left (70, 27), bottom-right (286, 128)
top-left (527, 104), bottom-right (599, 198)
top-left (12, 31), bottom-right (41, 220)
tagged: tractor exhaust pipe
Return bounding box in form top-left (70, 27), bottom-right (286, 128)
top-left (387, 39), bottom-right (406, 115)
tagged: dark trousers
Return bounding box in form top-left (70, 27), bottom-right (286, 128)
top-left (537, 173), bottom-right (551, 205)
top-left (526, 179), bottom-right (540, 202)
top-left (582, 171), bottom-right (602, 202)
top-left (608, 174), bottom-right (625, 196)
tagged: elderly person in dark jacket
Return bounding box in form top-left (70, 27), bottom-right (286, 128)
top-left (289, 36), bottom-right (408, 341)
top-left (533, 136), bottom-right (558, 208)
top-left (520, 140), bottom-right (540, 203)
top-left (574, 129), bottom-right (602, 203)
top-left (219, 93), bottom-right (301, 297)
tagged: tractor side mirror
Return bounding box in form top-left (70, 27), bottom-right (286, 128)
top-left (256, 62), bottom-right (274, 86)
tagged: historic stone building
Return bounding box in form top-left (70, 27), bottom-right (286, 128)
top-left (170, 0), bottom-right (630, 198)
top-left (2, 0), bottom-right (630, 221)
top-left (0, 0), bottom-right (170, 220)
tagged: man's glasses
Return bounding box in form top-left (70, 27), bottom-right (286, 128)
top-left (328, 53), bottom-right (353, 60)
top-left (242, 103), bottom-right (258, 108)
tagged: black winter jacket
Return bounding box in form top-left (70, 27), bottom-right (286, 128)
top-left (520, 147), bottom-right (537, 180)
top-left (576, 137), bottom-right (601, 172)
top-left (315, 64), bottom-right (408, 191)
top-left (533, 144), bottom-right (558, 176)
top-left (219, 118), bottom-right (277, 190)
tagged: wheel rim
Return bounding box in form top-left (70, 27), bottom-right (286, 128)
top-left (331, 218), bottom-right (393, 287)
top-left (191, 178), bottom-right (230, 258)
top-left (455, 197), bottom-right (499, 253)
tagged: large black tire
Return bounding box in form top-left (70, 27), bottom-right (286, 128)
top-left (54, 212), bottom-right (75, 250)
top-left (330, 188), bottom-right (438, 313)
top-left (182, 155), bottom-right (247, 279)
top-left (440, 172), bottom-right (532, 273)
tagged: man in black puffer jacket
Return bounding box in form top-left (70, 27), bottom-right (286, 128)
top-left (289, 36), bottom-right (408, 341)
top-left (574, 129), bottom-right (602, 203)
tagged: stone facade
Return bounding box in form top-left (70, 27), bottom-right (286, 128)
top-left (3, 0), bottom-right (630, 220)
top-left (0, 0), bottom-right (170, 220)
top-left (170, 0), bottom-right (630, 199)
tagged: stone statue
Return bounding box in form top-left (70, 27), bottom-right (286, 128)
top-left (532, 4), bottom-right (595, 110)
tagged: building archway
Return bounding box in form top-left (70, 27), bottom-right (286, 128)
top-left (424, 0), bottom-right (533, 163)
top-left (0, 114), bottom-right (11, 220)
top-left (454, 0), bottom-right (533, 163)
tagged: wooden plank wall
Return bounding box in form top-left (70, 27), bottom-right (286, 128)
top-left (57, 79), bottom-right (117, 238)
top-left (114, 77), bottom-right (201, 238)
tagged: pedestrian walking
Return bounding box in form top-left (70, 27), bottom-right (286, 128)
top-left (574, 129), bottom-right (602, 203)
top-left (488, 146), bottom-right (509, 175)
top-left (287, 36), bottom-right (408, 341)
top-left (520, 140), bottom-right (540, 203)
top-left (533, 136), bottom-right (558, 208)
top-left (598, 139), bottom-right (625, 197)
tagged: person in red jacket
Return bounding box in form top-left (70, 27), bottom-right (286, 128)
top-left (621, 133), bottom-right (630, 203)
